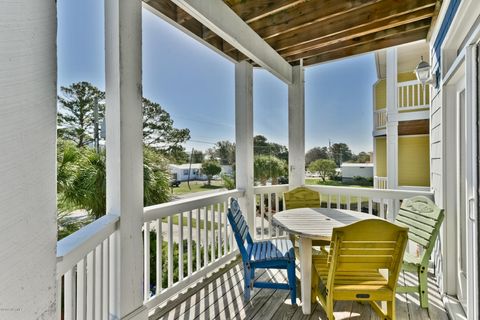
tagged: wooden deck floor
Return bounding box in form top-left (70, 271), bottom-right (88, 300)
top-left (149, 258), bottom-right (449, 320)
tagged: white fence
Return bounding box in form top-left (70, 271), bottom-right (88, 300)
top-left (374, 176), bottom-right (388, 189)
top-left (374, 108), bottom-right (387, 129)
top-left (397, 80), bottom-right (429, 111)
top-left (56, 185), bottom-right (434, 318)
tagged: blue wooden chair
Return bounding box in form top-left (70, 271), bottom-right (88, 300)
top-left (227, 198), bottom-right (297, 304)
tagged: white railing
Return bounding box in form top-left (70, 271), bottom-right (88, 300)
top-left (397, 80), bottom-right (429, 111)
top-left (374, 176), bottom-right (388, 189)
top-left (56, 214), bottom-right (119, 320)
top-left (254, 184), bottom-right (434, 238)
top-left (142, 189), bottom-right (244, 309)
top-left (374, 108), bottom-right (387, 129)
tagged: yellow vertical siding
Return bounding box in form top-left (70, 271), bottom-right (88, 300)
top-left (398, 135), bottom-right (430, 186)
top-left (374, 79), bottom-right (386, 110)
top-left (375, 137), bottom-right (387, 177)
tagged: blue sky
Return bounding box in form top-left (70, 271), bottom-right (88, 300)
top-left (57, 0), bottom-right (377, 154)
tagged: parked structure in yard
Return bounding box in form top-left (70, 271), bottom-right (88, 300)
top-left (340, 163), bottom-right (374, 183)
top-left (1, 0), bottom-right (478, 319)
top-left (372, 41), bottom-right (431, 191)
top-left (169, 163), bottom-right (233, 181)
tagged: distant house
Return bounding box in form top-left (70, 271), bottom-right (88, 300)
top-left (169, 163), bottom-right (234, 181)
top-left (340, 163), bottom-right (374, 182)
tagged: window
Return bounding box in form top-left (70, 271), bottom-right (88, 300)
top-left (183, 169), bottom-right (189, 175)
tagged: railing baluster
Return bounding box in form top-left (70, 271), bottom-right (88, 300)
top-left (168, 215), bottom-right (173, 287)
top-left (268, 192), bottom-right (273, 238)
top-left (187, 210), bottom-right (193, 277)
top-left (380, 199), bottom-right (385, 219)
top-left (417, 83), bottom-right (420, 106)
top-left (95, 244), bottom-right (103, 318)
top-left (347, 195), bottom-right (351, 210)
top-left (217, 203), bottom-right (222, 258)
top-left (64, 269), bottom-right (75, 320)
top-left (275, 192), bottom-right (281, 237)
top-left (423, 84), bottom-right (426, 105)
top-left (196, 209), bottom-right (201, 271)
top-left (102, 238), bottom-right (109, 319)
top-left (223, 201), bottom-right (228, 254)
top-left (86, 250), bottom-right (95, 320)
top-left (156, 219), bottom-right (162, 292)
top-left (328, 194), bottom-right (331, 209)
top-left (179, 212), bottom-right (184, 281)
top-left (210, 204), bottom-right (215, 262)
top-left (56, 277), bottom-right (62, 320)
top-left (336, 194), bottom-right (340, 209)
top-left (76, 258), bottom-right (86, 320)
top-left (260, 193), bottom-right (265, 240)
top-left (204, 206), bottom-right (209, 266)
top-left (357, 197), bottom-right (362, 212)
top-left (144, 222), bottom-right (150, 300)
top-left (368, 198), bottom-right (373, 214)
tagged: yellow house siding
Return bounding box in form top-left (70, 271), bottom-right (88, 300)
top-left (398, 135), bottom-right (430, 186)
top-left (397, 72), bottom-right (417, 82)
top-left (374, 79), bottom-right (386, 110)
top-left (375, 137), bottom-right (386, 177)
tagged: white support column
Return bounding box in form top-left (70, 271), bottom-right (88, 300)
top-left (386, 48), bottom-right (398, 219)
top-left (0, 2), bottom-right (57, 319)
top-left (288, 65), bottom-right (306, 188)
top-left (105, 0), bottom-right (146, 319)
top-left (235, 61), bottom-right (255, 229)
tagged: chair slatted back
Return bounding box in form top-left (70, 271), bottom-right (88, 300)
top-left (395, 196), bottom-right (444, 265)
top-left (284, 186), bottom-right (320, 209)
top-left (227, 198), bottom-right (253, 261)
top-left (327, 219), bottom-right (408, 289)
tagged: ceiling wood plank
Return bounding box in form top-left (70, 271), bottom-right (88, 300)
top-left (283, 11), bottom-right (434, 61)
top-left (249, 0), bottom-right (383, 40)
top-left (303, 28), bottom-right (429, 66)
top-left (290, 20), bottom-right (430, 62)
top-left (266, 0), bottom-right (436, 52)
top-left (144, 0), bottom-right (177, 21)
top-left (171, 0), bottom-right (293, 83)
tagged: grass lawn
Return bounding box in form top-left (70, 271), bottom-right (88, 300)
top-left (161, 215), bottom-right (220, 230)
top-left (172, 180), bottom-right (225, 195)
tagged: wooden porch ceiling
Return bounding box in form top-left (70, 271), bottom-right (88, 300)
top-left (145, 0), bottom-right (440, 67)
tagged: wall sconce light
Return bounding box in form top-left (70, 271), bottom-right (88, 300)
top-left (414, 56), bottom-right (436, 86)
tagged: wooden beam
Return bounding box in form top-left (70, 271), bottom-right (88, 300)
top-left (171, 0), bottom-right (293, 84)
top-left (303, 28), bottom-right (428, 66)
top-left (249, 0), bottom-right (383, 40)
top-left (144, 0), bottom-right (177, 21)
top-left (281, 7), bottom-right (434, 60)
top-left (286, 19), bottom-right (431, 62)
top-left (266, 0), bottom-right (436, 51)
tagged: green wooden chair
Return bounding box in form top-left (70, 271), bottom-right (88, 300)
top-left (283, 186), bottom-right (329, 247)
top-left (312, 219), bottom-right (408, 320)
top-left (394, 196), bottom-right (444, 308)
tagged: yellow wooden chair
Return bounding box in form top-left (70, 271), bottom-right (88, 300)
top-left (283, 186), bottom-right (329, 247)
top-left (312, 219), bottom-right (408, 320)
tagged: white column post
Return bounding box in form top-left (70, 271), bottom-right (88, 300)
top-left (0, 2), bottom-right (57, 319)
top-left (105, 0), bottom-right (146, 319)
top-left (235, 61), bottom-right (255, 229)
top-left (288, 64), bottom-right (306, 188)
top-left (386, 47), bottom-right (398, 219)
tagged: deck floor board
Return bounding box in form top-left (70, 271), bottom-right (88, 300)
top-left (149, 259), bottom-right (448, 320)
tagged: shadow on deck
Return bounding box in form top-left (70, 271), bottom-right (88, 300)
top-left (149, 258), bottom-right (448, 320)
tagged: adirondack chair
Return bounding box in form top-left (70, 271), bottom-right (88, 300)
top-left (394, 196), bottom-right (444, 308)
top-left (283, 186), bottom-right (329, 247)
top-left (312, 219), bottom-right (408, 320)
top-left (227, 198), bottom-right (297, 303)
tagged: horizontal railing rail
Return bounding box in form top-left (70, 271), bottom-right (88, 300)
top-left (254, 184), bottom-right (434, 240)
top-left (56, 214), bottom-right (119, 320)
top-left (142, 189), bottom-right (244, 310)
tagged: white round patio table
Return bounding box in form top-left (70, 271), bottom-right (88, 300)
top-left (272, 207), bottom-right (379, 315)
